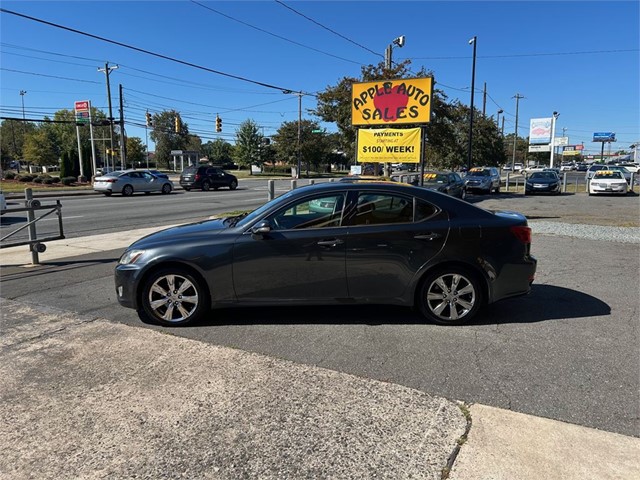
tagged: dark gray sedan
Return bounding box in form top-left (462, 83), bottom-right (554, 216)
top-left (115, 182), bottom-right (536, 326)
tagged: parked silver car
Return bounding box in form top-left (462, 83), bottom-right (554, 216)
top-left (464, 167), bottom-right (501, 194)
top-left (93, 170), bottom-right (173, 196)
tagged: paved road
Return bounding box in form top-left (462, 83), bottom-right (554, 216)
top-left (2, 194), bottom-right (638, 437)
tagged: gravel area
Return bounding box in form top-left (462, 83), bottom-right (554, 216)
top-left (529, 221), bottom-right (640, 244)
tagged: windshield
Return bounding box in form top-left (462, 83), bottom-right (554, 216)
top-left (530, 172), bottom-right (556, 180)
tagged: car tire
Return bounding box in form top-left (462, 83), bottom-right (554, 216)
top-left (201, 181), bottom-right (211, 191)
top-left (417, 267), bottom-right (483, 325)
top-left (139, 267), bottom-right (209, 327)
top-left (183, 187), bottom-right (191, 191)
top-left (161, 183), bottom-right (172, 194)
top-left (495, 185), bottom-right (501, 193)
top-left (460, 188), bottom-right (466, 200)
top-left (229, 180), bottom-right (238, 190)
top-left (103, 191), bottom-right (112, 196)
top-left (122, 184), bottom-right (134, 196)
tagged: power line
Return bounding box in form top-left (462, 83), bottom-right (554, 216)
top-left (190, 1), bottom-right (364, 66)
top-left (0, 7), bottom-right (303, 93)
top-left (273, 0), bottom-right (383, 59)
top-left (406, 48), bottom-right (639, 60)
top-left (0, 67), bottom-right (101, 84)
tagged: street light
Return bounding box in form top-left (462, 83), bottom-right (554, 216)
top-left (385, 35), bottom-right (405, 69)
top-left (496, 109), bottom-right (503, 128)
top-left (467, 36), bottom-right (477, 171)
top-left (19, 90), bottom-right (27, 120)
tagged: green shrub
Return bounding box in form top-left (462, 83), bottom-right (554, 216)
top-left (4, 171), bottom-right (16, 180)
top-left (43, 178), bottom-right (55, 184)
top-left (18, 174), bottom-right (35, 182)
top-left (52, 177), bottom-right (61, 183)
top-left (61, 176), bottom-right (76, 186)
top-left (33, 176), bottom-right (44, 183)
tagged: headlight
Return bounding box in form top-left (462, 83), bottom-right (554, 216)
top-left (119, 249), bottom-right (146, 265)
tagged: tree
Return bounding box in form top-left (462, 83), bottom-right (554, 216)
top-left (272, 120), bottom-right (331, 175)
top-left (126, 137), bottom-right (147, 167)
top-left (233, 119), bottom-right (262, 174)
top-left (23, 125), bottom-right (59, 166)
top-left (202, 138), bottom-right (234, 165)
top-left (149, 110), bottom-right (189, 169)
top-left (1, 120), bottom-right (37, 168)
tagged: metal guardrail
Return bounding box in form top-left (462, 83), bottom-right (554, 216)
top-left (0, 188), bottom-right (65, 265)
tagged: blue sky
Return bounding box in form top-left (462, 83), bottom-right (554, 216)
top-left (1, 0), bottom-right (638, 156)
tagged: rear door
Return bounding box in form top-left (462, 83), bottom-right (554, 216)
top-left (344, 191), bottom-right (449, 299)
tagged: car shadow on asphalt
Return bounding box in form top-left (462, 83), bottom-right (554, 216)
top-left (173, 284), bottom-right (610, 328)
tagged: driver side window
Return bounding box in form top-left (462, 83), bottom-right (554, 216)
top-left (269, 194), bottom-right (345, 230)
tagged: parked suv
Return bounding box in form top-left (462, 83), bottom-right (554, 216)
top-left (464, 167), bottom-right (501, 194)
top-left (179, 165), bottom-right (238, 191)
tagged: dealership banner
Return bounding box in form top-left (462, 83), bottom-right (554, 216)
top-left (351, 77), bottom-right (433, 126)
top-left (529, 118), bottom-right (552, 144)
top-left (357, 128), bottom-right (421, 163)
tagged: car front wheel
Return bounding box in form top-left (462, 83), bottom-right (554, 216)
top-left (229, 180), bottom-right (238, 190)
top-left (161, 183), bottom-right (172, 194)
top-left (201, 181), bottom-right (211, 191)
top-left (418, 268), bottom-right (482, 325)
top-left (139, 268), bottom-right (208, 327)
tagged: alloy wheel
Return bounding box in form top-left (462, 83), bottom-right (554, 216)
top-left (146, 273), bottom-right (200, 324)
top-left (424, 272), bottom-right (477, 323)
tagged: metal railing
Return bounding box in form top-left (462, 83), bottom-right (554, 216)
top-left (0, 188), bottom-right (65, 264)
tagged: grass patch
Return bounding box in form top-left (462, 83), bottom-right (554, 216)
top-left (0, 179), bottom-right (92, 193)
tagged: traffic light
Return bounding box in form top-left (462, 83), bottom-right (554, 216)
top-left (174, 116), bottom-right (180, 133)
top-left (216, 115), bottom-right (222, 133)
top-left (146, 112), bottom-right (153, 127)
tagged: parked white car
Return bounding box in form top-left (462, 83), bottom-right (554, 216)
top-left (588, 170), bottom-right (628, 196)
top-left (93, 170), bottom-right (173, 196)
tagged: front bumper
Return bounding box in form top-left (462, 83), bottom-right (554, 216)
top-left (114, 264), bottom-right (144, 309)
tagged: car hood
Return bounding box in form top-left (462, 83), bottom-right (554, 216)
top-left (129, 218), bottom-right (229, 249)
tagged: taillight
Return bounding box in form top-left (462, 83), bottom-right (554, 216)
top-left (510, 225), bottom-right (531, 244)
top-left (194, 174), bottom-right (202, 181)
top-left (105, 178), bottom-right (117, 183)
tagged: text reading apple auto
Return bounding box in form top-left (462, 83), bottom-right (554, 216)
top-left (353, 81), bottom-right (429, 122)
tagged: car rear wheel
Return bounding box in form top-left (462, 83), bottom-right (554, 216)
top-left (122, 184), bottom-right (134, 196)
top-left (139, 268), bottom-right (208, 327)
top-left (418, 268), bottom-right (482, 325)
top-left (183, 186), bottom-right (191, 191)
top-left (103, 191), bottom-right (112, 196)
top-left (161, 183), bottom-right (172, 194)
top-left (201, 181), bottom-right (211, 191)
top-left (229, 180), bottom-right (238, 190)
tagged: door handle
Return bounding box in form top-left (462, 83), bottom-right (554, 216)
top-left (414, 233), bottom-right (441, 241)
top-left (317, 239), bottom-right (344, 247)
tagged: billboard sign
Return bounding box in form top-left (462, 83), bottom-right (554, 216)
top-left (74, 100), bottom-right (90, 124)
top-left (592, 132), bottom-right (616, 142)
top-left (351, 77), bottom-right (433, 126)
top-left (554, 136), bottom-right (569, 146)
top-left (357, 127), bottom-right (421, 163)
top-left (529, 118), bottom-right (552, 144)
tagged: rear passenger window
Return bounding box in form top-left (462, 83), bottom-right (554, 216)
top-left (352, 193), bottom-right (413, 225)
top-left (415, 199), bottom-right (439, 222)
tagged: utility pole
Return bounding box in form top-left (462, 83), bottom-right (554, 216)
top-left (19, 90), bottom-right (26, 120)
top-left (482, 82), bottom-right (487, 116)
top-left (119, 84), bottom-right (126, 169)
top-left (98, 62), bottom-right (119, 156)
top-left (511, 94), bottom-right (524, 170)
top-left (467, 36), bottom-right (477, 171)
top-left (297, 91), bottom-right (302, 178)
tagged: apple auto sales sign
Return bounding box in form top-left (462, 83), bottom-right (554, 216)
top-left (351, 77), bottom-right (433, 126)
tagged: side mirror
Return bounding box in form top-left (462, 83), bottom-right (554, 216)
top-left (251, 220), bottom-right (272, 237)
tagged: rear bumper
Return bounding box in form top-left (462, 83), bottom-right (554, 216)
top-left (490, 255), bottom-right (537, 303)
